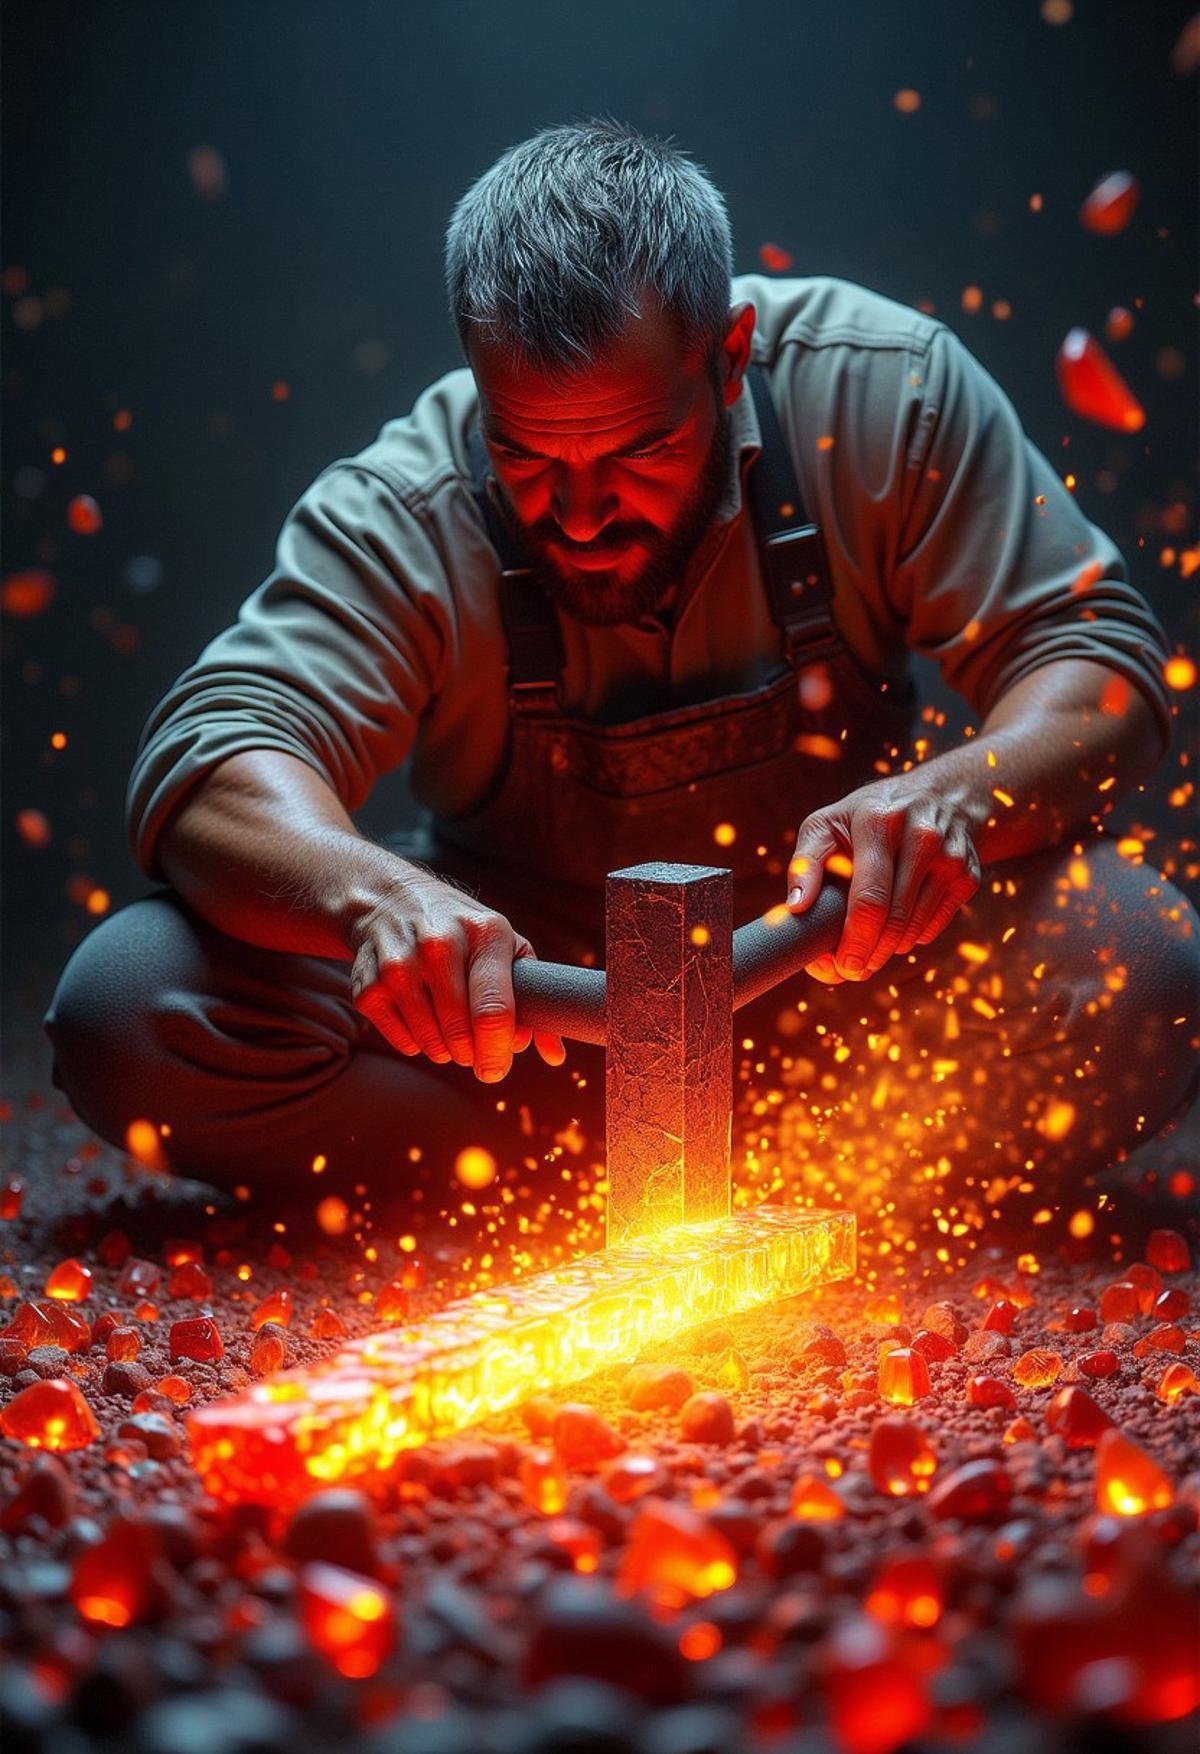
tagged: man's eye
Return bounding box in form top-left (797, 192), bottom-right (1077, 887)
top-left (496, 445), bottom-right (670, 464)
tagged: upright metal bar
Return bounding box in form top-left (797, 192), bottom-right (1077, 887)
top-left (604, 863), bottom-right (733, 1245)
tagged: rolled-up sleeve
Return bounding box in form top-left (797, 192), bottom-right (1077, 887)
top-left (887, 324), bottom-right (1172, 750)
top-left (126, 463), bottom-right (451, 882)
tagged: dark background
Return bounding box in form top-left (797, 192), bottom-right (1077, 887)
top-left (3, 0), bottom-right (1197, 1033)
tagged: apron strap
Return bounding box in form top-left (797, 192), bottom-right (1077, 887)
top-left (744, 362), bottom-right (843, 670)
top-left (467, 421), bottom-right (562, 712)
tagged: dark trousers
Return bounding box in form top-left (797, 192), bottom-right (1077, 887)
top-left (41, 835), bottom-right (1200, 1209)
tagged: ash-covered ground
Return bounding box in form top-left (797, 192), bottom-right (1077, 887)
top-left (2, 1004), bottom-right (1199, 1754)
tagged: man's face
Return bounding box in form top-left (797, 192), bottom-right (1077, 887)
top-left (470, 298), bottom-right (754, 625)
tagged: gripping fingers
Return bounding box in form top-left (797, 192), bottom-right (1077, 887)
top-left (467, 926), bottom-right (522, 1083)
top-left (863, 824), bottom-right (944, 976)
top-left (418, 934), bottom-right (476, 1068)
top-left (835, 822), bottom-right (894, 978)
top-left (382, 961), bottom-right (453, 1064)
top-left (351, 942), bottom-right (421, 1057)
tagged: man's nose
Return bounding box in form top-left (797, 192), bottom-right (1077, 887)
top-left (552, 467), bottom-right (618, 543)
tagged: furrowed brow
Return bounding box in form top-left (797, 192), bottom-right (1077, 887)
top-left (484, 421), bottom-right (677, 459)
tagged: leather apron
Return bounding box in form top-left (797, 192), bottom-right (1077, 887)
top-left (412, 364), bottom-right (916, 963)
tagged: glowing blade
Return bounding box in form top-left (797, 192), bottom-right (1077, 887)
top-left (189, 1206), bottom-right (854, 1507)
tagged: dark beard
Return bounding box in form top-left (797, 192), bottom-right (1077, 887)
top-left (493, 398), bottom-right (734, 628)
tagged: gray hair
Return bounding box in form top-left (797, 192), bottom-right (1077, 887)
top-left (444, 116), bottom-right (734, 378)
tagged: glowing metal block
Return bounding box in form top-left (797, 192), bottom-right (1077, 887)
top-left (189, 1206), bottom-right (854, 1507)
top-left (190, 863), bottom-right (857, 1507)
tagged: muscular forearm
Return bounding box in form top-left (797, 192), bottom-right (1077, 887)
top-left (154, 749), bottom-right (418, 959)
top-left (919, 657), bottom-right (1168, 865)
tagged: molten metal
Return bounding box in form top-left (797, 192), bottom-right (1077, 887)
top-left (190, 864), bottom-right (856, 1506)
top-left (190, 1206), bottom-right (853, 1506)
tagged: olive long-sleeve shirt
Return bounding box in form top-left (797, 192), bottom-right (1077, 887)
top-left (126, 273), bottom-right (1172, 884)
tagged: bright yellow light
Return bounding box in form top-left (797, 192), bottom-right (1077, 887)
top-left (190, 1206), bottom-right (854, 1507)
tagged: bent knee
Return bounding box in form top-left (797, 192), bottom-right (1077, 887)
top-left (42, 893), bottom-right (199, 1128)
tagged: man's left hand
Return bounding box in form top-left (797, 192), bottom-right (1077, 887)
top-left (786, 772), bottom-right (983, 983)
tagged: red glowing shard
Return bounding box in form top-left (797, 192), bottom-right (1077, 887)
top-left (868, 1417), bottom-right (937, 1498)
top-left (825, 1615), bottom-right (932, 1754)
top-left (967, 1374), bottom-right (1016, 1411)
top-left (298, 1562), bottom-right (395, 1678)
top-left (1, 569), bottom-right (56, 619)
top-left (866, 1551), bottom-right (943, 1630)
top-left (66, 494), bottom-right (103, 536)
top-left (117, 1258), bottom-right (161, 1300)
top-left (167, 1260), bottom-right (213, 1300)
top-left (1012, 1348), bottom-right (1063, 1389)
top-left (1079, 170), bottom-right (1140, 235)
top-left (70, 1520), bottom-right (162, 1627)
top-left (1099, 1280), bottom-right (1139, 1324)
top-left (44, 1257), bottom-right (94, 1302)
top-left (1145, 1229), bottom-right (1191, 1274)
top-left (1056, 329), bottom-right (1145, 432)
top-left (0, 1378), bottom-right (100, 1451)
top-left (1156, 1362), bottom-right (1199, 1404)
top-left (519, 1446), bottom-right (570, 1516)
top-left (169, 1318), bottom-right (224, 1363)
top-left (789, 1472), bottom-right (846, 1521)
top-left (982, 1297), bottom-right (1018, 1334)
top-left (251, 1288), bottom-right (294, 1329)
top-left (617, 1499), bottom-right (737, 1606)
top-left (758, 242), bottom-right (793, 273)
top-left (1094, 1429), bottom-right (1173, 1517)
top-left (927, 1459), bottom-right (1012, 1523)
top-left (1045, 1385), bottom-right (1114, 1449)
top-left (878, 1348), bottom-right (931, 1407)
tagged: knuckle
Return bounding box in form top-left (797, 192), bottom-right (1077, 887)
top-left (853, 886), bottom-right (891, 911)
top-left (417, 933), bottom-right (456, 965)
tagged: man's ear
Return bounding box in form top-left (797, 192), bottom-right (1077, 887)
top-left (719, 301), bottom-right (756, 406)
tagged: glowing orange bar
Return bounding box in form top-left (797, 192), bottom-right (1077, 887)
top-left (189, 1206), bottom-right (854, 1507)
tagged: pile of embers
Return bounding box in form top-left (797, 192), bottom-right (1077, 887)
top-left (1, 1200), bottom-right (1199, 1754)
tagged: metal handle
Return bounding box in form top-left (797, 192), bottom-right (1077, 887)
top-left (512, 879), bottom-right (848, 1046)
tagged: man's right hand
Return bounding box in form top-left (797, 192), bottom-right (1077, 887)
top-left (346, 867), bottom-right (566, 1081)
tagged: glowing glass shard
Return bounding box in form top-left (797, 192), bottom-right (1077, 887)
top-left (189, 1206), bottom-right (854, 1507)
top-left (1056, 328), bottom-right (1145, 433)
